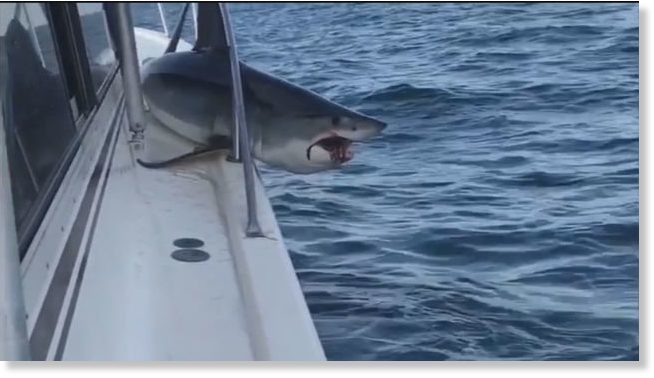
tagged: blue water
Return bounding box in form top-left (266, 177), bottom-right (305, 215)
top-left (134, 3), bottom-right (639, 360)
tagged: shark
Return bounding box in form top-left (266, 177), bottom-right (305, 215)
top-left (139, 49), bottom-right (386, 174)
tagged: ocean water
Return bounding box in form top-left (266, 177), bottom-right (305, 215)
top-left (134, 3), bottom-right (639, 361)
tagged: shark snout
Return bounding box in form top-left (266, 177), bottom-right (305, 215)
top-left (371, 118), bottom-right (387, 133)
top-left (350, 116), bottom-right (387, 140)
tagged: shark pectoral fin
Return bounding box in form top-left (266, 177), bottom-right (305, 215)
top-left (136, 148), bottom-right (213, 169)
top-left (206, 134), bottom-right (233, 149)
top-left (137, 135), bottom-right (232, 169)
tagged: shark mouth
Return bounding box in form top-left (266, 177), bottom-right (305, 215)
top-left (307, 135), bottom-right (353, 163)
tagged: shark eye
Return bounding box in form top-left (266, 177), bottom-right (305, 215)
top-left (351, 126), bottom-right (357, 131)
top-left (331, 116), bottom-right (340, 126)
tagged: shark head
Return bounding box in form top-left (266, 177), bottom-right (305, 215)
top-left (256, 112), bottom-right (386, 174)
top-left (242, 64), bottom-right (386, 173)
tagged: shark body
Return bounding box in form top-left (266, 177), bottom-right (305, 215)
top-left (140, 50), bottom-right (385, 173)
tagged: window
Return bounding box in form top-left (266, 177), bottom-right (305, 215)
top-left (77, 2), bottom-right (116, 93)
top-left (1, 3), bottom-right (79, 252)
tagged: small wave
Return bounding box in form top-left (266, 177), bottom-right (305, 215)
top-left (307, 239), bottom-right (379, 255)
top-left (506, 136), bottom-right (638, 154)
top-left (457, 24), bottom-right (606, 47)
top-left (363, 84), bottom-right (456, 103)
top-left (410, 181), bottom-right (455, 189)
top-left (383, 132), bottom-right (423, 143)
top-left (492, 155), bottom-right (529, 167)
top-left (520, 82), bottom-right (566, 94)
top-left (577, 222), bottom-right (639, 247)
top-left (474, 51), bottom-right (534, 61)
top-left (441, 155), bottom-right (529, 169)
top-left (507, 265), bottom-right (608, 287)
top-left (496, 25), bottom-right (605, 43)
top-left (599, 137), bottom-right (639, 150)
top-left (323, 185), bottom-right (383, 198)
top-left (273, 192), bottom-right (319, 206)
top-left (497, 171), bottom-right (588, 188)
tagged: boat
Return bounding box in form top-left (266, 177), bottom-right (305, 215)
top-left (1, 2), bottom-right (325, 361)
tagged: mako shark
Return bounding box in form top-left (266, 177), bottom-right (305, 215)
top-left (139, 50), bottom-right (386, 174)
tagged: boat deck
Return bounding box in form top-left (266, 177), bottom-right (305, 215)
top-left (60, 117), bottom-right (255, 360)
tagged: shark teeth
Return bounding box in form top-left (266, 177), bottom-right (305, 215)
top-left (307, 135), bottom-right (353, 163)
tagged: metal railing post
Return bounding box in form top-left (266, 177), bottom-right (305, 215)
top-left (191, 2), bottom-right (199, 40)
top-left (115, 3), bottom-right (146, 144)
top-left (157, 3), bottom-right (170, 37)
top-left (219, 3), bottom-right (262, 237)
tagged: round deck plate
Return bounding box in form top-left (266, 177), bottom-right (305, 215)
top-left (173, 238), bottom-right (205, 248)
top-left (171, 249), bottom-right (210, 262)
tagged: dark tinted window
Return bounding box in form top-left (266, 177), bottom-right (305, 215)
top-left (77, 2), bottom-right (116, 92)
top-left (0, 3), bottom-right (78, 240)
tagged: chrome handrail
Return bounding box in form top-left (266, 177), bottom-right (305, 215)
top-left (219, 3), bottom-right (263, 237)
top-left (191, 3), bottom-right (199, 40)
top-left (156, 3), bottom-right (169, 37)
top-left (115, 3), bottom-right (146, 143)
top-left (155, 3), bottom-right (198, 42)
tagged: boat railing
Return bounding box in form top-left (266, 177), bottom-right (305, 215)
top-left (115, 3), bottom-right (146, 143)
top-left (155, 2), bottom-right (199, 43)
top-left (115, 3), bottom-right (262, 237)
top-left (218, 3), bottom-right (263, 237)
top-left (156, 3), bottom-right (169, 37)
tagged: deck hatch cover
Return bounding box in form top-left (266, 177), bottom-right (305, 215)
top-left (171, 248), bottom-right (210, 263)
top-left (173, 237), bottom-right (204, 249)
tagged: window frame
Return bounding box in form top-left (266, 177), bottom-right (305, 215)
top-left (8, 3), bottom-right (120, 258)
